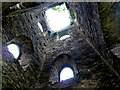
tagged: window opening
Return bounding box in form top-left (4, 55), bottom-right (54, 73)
top-left (38, 22), bottom-right (44, 32)
top-left (60, 67), bottom-right (74, 82)
top-left (59, 35), bottom-right (70, 40)
top-left (7, 43), bottom-right (20, 59)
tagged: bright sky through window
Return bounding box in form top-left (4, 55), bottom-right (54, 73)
top-left (45, 3), bottom-right (72, 32)
top-left (60, 35), bottom-right (70, 40)
top-left (7, 44), bottom-right (20, 59)
top-left (60, 67), bottom-right (74, 82)
top-left (38, 22), bottom-right (44, 32)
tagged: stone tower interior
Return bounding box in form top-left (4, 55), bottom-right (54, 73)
top-left (1, 1), bottom-right (120, 89)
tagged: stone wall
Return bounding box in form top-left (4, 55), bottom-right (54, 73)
top-left (2, 2), bottom-right (118, 88)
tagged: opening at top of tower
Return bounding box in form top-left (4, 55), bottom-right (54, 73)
top-left (45, 3), bottom-right (73, 32)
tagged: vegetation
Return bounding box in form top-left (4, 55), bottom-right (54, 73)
top-left (52, 5), bottom-right (66, 12)
top-left (98, 2), bottom-right (120, 49)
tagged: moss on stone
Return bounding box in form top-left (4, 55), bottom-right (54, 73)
top-left (98, 2), bottom-right (120, 49)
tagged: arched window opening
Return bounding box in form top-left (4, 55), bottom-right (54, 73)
top-left (60, 67), bottom-right (74, 82)
top-left (7, 43), bottom-right (20, 59)
top-left (3, 35), bottom-right (34, 70)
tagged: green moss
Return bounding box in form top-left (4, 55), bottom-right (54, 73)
top-left (98, 2), bottom-right (120, 49)
top-left (52, 5), bottom-right (66, 12)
